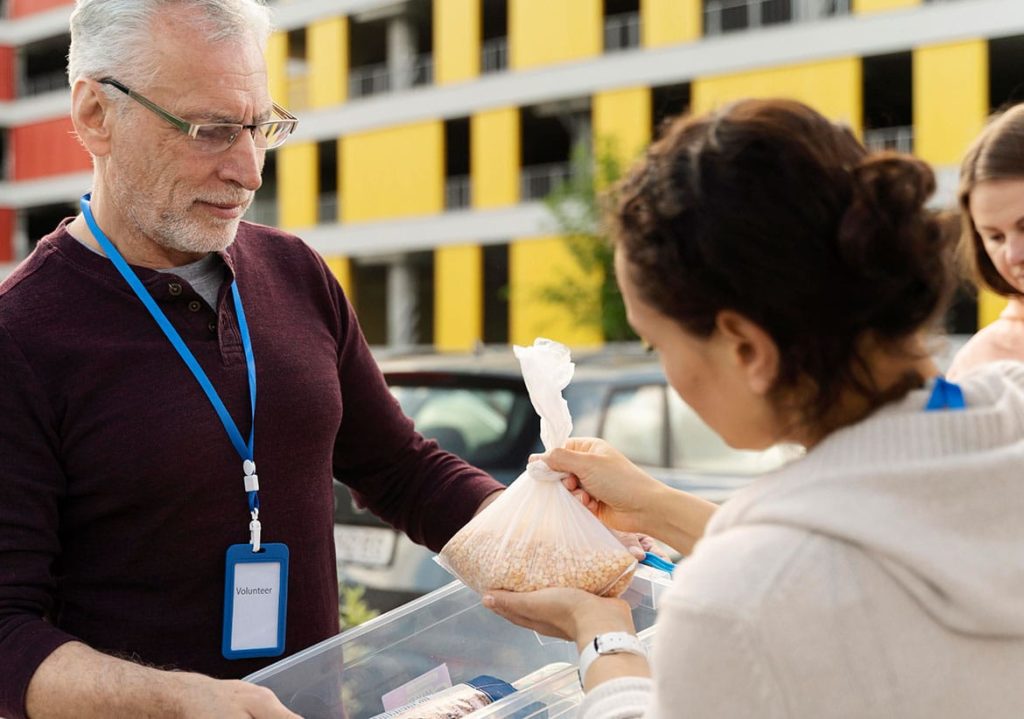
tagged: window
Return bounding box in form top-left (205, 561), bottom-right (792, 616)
top-left (604, 0), bottom-right (640, 53)
top-left (390, 385), bottom-right (535, 467)
top-left (862, 52), bottom-right (913, 154)
top-left (444, 117), bottom-right (470, 210)
top-left (482, 0), bottom-right (509, 73)
top-left (668, 392), bottom-right (793, 473)
top-left (601, 385), bottom-right (666, 466)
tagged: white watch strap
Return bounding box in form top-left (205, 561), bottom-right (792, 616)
top-left (577, 631), bottom-right (647, 685)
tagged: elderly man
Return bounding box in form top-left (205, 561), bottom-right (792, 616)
top-left (0, 1), bottom-right (505, 717)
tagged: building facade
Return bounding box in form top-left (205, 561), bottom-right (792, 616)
top-left (1, 0), bottom-right (1022, 348)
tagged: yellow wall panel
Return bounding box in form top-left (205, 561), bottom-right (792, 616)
top-left (913, 41), bottom-right (988, 167)
top-left (435, 0), bottom-right (480, 85)
top-left (509, 237), bottom-right (603, 347)
top-left (509, 0), bottom-right (601, 70)
top-left (265, 31), bottom-right (288, 108)
top-left (435, 245), bottom-right (484, 350)
top-left (593, 87), bottom-right (652, 172)
top-left (341, 122), bottom-right (444, 222)
top-left (308, 17), bottom-right (348, 107)
top-left (978, 288), bottom-right (1010, 329)
top-left (693, 57), bottom-right (863, 136)
top-left (853, 0), bottom-right (920, 12)
top-left (641, 0), bottom-right (700, 47)
top-left (472, 109), bottom-right (520, 208)
top-left (325, 256), bottom-right (353, 300)
top-left (276, 142), bottom-right (318, 229)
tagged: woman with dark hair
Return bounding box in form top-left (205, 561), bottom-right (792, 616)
top-left (948, 103), bottom-right (1024, 378)
top-left (484, 99), bottom-right (1024, 718)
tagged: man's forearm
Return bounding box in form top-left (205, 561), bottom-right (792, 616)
top-left (25, 641), bottom-right (297, 719)
top-left (26, 641), bottom-right (187, 718)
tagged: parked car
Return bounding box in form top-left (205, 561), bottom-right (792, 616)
top-left (333, 344), bottom-right (794, 612)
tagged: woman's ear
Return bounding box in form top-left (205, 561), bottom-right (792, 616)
top-left (714, 310), bottom-right (779, 396)
top-left (71, 79), bottom-right (114, 157)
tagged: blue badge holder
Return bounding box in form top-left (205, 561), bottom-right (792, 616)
top-left (222, 543), bottom-right (290, 660)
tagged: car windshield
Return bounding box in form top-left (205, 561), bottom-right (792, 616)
top-left (389, 385), bottom-right (538, 470)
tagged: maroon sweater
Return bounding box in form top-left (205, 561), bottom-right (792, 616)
top-left (0, 221), bottom-right (501, 718)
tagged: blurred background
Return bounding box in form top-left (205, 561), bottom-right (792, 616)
top-left (2, 0), bottom-right (1022, 346)
top-left (0, 0), bottom-right (1019, 617)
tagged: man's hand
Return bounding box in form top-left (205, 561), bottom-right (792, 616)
top-left (26, 642), bottom-right (302, 719)
top-left (172, 673), bottom-right (304, 718)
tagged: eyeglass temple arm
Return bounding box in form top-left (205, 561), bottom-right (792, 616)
top-left (99, 77), bottom-right (296, 135)
top-left (98, 77), bottom-right (194, 136)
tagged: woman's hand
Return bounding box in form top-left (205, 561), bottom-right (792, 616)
top-left (544, 437), bottom-right (718, 556)
top-left (542, 438), bottom-right (667, 535)
top-left (482, 587), bottom-right (636, 645)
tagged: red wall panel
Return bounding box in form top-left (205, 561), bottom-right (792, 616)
top-left (12, 116), bottom-right (92, 180)
top-left (0, 47), bottom-right (13, 101)
top-left (0, 210), bottom-right (14, 263)
top-left (10, 0), bottom-right (73, 19)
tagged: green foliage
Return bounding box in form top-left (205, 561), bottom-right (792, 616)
top-left (339, 583), bottom-right (379, 629)
top-left (541, 139), bottom-right (637, 342)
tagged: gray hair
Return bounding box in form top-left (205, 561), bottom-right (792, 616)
top-left (68, 0), bottom-right (273, 89)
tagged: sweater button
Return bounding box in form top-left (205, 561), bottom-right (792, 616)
top-left (188, 300), bottom-right (202, 312)
top-left (208, 321), bottom-right (217, 333)
top-left (168, 282), bottom-right (182, 296)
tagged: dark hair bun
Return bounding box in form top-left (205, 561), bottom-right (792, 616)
top-left (836, 153), bottom-right (951, 338)
top-left (839, 154), bottom-right (935, 259)
top-left (611, 100), bottom-right (958, 424)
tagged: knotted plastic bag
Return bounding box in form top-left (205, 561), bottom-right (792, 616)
top-left (438, 338), bottom-right (637, 597)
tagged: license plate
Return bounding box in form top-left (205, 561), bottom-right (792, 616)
top-left (334, 525), bottom-right (397, 567)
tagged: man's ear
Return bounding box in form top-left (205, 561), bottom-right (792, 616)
top-left (71, 78), bottom-right (114, 157)
top-left (714, 310), bottom-right (779, 396)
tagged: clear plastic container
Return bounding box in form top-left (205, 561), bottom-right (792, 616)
top-left (470, 628), bottom-right (657, 719)
top-left (245, 566), bottom-right (671, 719)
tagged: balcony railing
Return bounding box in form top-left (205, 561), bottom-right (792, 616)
top-left (244, 199), bottom-right (278, 227)
top-left (445, 175), bottom-right (471, 210)
top-left (520, 162), bottom-right (572, 201)
top-left (704, 0), bottom-right (850, 36)
top-left (482, 37), bottom-right (509, 74)
top-left (349, 54), bottom-right (433, 99)
top-left (22, 70), bottom-right (68, 97)
top-left (318, 193), bottom-right (339, 224)
top-left (864, 126), bottom-right (914, 154)
top-left (604, 12), bottom-right (641, 53)
top-left (412, 54), bottom-right (433, 87)
top-left (349, 63), bottom-right (391, 98)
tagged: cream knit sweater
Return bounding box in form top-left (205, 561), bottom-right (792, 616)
top-left (581, 361), bottom-right (1024, 719)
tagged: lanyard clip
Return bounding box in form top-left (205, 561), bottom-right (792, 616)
top-left (243, 460), bottom-right (259, 493)
top-left (249, 509), bottom-right (262, 553)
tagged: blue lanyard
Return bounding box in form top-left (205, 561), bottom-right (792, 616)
top-left (80, 194), bottom-right (260, 516)
top-left (925, 376), bottom-right (966, 412)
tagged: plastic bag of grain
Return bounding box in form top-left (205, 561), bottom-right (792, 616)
top-left (438, 338), bottom-right (636, 597)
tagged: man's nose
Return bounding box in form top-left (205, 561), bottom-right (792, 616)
top-left (219, 129), bottom-right (264, 192)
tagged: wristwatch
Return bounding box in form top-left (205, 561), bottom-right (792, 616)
top-left (577, 631), bottom-right (648, 685)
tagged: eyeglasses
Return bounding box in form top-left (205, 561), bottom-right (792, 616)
top-left (99, 77), bottom-right (298, 154)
